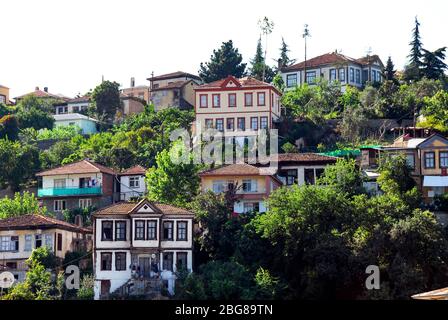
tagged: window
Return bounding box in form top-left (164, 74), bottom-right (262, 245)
top-left (242, 179), bottom-right (257, 192)
top-left (0, 236), bottom-right (19, 252)
top-left (101, 221), bottom-right (113, 241)
top-left (100, 253), bottom-right (112, 271)
top-left (257, 92), bottom-right (266, 106)
top-left (371, 70), bottom-right (376, 82)
top-left (283, 169), bottom-right (298, 185)
top-left (129, 176), bottom-right (140, 188)
top-left (356, 69), bottom-right (361, 84)
top-left (304, 168), bottom-right (316, 185)
top-left (115, 221), bottom-right (126, 241)
top-left (44, 234), bottom-right (53, 249)
top-left (286, 74), bottom-right (297, 87)
top-left (176, 252), bottom-right (188, 270)
top-left (244, 93), bottom-right (253, 106)
top-left (205, 119), bottom-right (213, 129)
top-left (406, 154), bottom-right (415, 169)
top-left (163, 221), bottom-right (174, 240)
top-left (349, 68), bottom-right (355, 82)
top-left (57, 233), bottom-right (62, 251)
top-left (226, 118), bottom-right (235, 131)
top-left (306, 71), bottom-right (316, 84)
top-left (212, 94), bottom-right (220, 108)
top-left (25, 235), bottom-right (32, 251)
top-left (135, 220), bottom-right (145, 240)
top-left (54, 200), bottom-right (66, 212)
top-left (250, 117), bottom-right (258, 131)
top-left (199, 94), bottom-right (208, 108)
top-left (147, 220), bottom-right (157, 240)
top-left (0, 95), bottom-right (6, 104)
top-left (163, 252), bottom-right (173, 271)
top-left (35, 234), bottom-right (42, 248)
top-left (115, 252), bottom-right (127, 271)
top-left (339, 68), bottom-right (346, 82)
top-left (243, 202), bottom-right (260, 213)
top-left (425, 152), bottom-right (435, 168)
top-left (79, 198), bottom-right (92, 209)
top-left (260, 117), bottom-right (268, 130)
top-left (315, 168), bottom-right (325, 181)
top-left (72, 106), bottom-right (79, 113)
top-left (440, 152), bottom-right (448, 168)
top-left (212, 180), bottom-right (225, 193)
top-left (228, 93), bottom-right (236, 107)
top-left (54, 179), bottom-right (66, 188)
top-left (6, 262), bottom-right (17, 270)
top-left (215, 119), bottom-right (224, 132)
top-left (237, 118), bottom-right (245, 131)
top-left (329, 69), bottom-right (337, 82)
top-left (177, 221), bottom-right (188, 241)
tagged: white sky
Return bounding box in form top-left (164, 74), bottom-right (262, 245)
top-left (1, 0), bottom-right (447, 98)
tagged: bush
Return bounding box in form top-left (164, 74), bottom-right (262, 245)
top-left (77, 275), bottom-right (94, 300)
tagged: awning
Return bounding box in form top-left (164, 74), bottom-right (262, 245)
top-left (423, 176), bottom-right (448, 187)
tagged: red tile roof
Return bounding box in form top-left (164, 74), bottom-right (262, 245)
top-left (15, 88), bottom-right (69, 101)
top-left (199, 76), bottom-right (270, 89)
top-left (151, 80), bottom-right (194, 91)
top-left (199, 163), bottom-right (267, 176)
top-left (36, 159), bottom-right (116, 176)
top-left (67, 96), bottom-right (91, 103)
top-left (148, 71), bottom-right (201, 82)
top-left (0, 214), bottom-right (91, 233)
top-left (93, 199), bottom-right (193, 216)
top-left (119, 165), bottom-right (146, 176)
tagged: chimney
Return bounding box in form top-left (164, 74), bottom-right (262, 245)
top-left (130, 77), bottom-right (135, 88)
top-left (35, 86), bottom-right (39, 91)
top-left (74, 215), bottom-right (83, 228)
top-left (44, 87), bottom-right (48, 93)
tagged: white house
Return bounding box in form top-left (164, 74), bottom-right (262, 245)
top-left (281, 51), bottom-right (384, 92)
top-left (53, 113), bottom-right (98, 135)
top-left (0, 214), bottom-right (91, 282)
top-left (92, 199), bottom-right (194, 299)
top-left (118, 165), bottom-right (147, 201)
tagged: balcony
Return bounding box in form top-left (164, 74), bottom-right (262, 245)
top-left (38, 186), bottom-right (102, 197)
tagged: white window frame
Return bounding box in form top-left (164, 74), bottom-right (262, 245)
top-left (129, 176), bottom-right (140, 188)
top-left (54, 200), bottom-right (66, 212)
top-left (54, 179), bottom-right (66, 189)
top-left (79, 198), bottom-right (92, 209)
top-left (25, 234), bottom-right (33, 251)
top-left (44, 234), bottom-right (53, 250)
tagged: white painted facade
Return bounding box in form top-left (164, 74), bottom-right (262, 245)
top-left (119, 174), bottom-right (147, 201)
top-left (41, 173), bottom-right (103, 189)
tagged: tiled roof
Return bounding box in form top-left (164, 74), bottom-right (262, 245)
top-left (199, 163), bottom-right (264, 176)
top-left (148, 71), bottom-right (201, 81)
top-left (119, 165), bottom-right (146, 176)
top-left (67, 96), bottom-right (90, 103)
top-left (199, 76), bottom-right (271, 89)
top-left (93, 199), bottom-right (193, 216)
top-left (0, 214), bottom-right (91, 233)
top-left (36, 159), bottom-right (116, 176)
top-left (276, 153), bottom-right (338, 162)
top-left (15, 88), bottom-right (69, 101)
top-left (151, 80), bottom-right (193, 91)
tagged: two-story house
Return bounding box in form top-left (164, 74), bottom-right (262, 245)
top-left (194, 76), bottom-right (282, 134)
top-left (199, 163), bottom-right (282, 214)
top-left (361, 133), bottom-right (448, 203)
top-left (92, 199), bottom-right (194, 299)
top-left (118, 165), bottom-right (147, 201)
top-left (147, 71), bottom-right (202, 111)
top-left (36, 160), bottom-right (117, 217)
top-left (281, 51), bottom-right (384, 91)
top-left (0, 214), bottom-right (91, 282)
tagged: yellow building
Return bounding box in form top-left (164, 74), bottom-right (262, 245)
top-left (0, 84), bottom-right (10, 105)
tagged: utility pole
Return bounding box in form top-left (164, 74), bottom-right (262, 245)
top-left (303, 24), bottom-right (311, 84)
top-left (258, 17), bottom-right (274, 82)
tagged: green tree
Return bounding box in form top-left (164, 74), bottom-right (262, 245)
top-left (0, 192), bottom-right (47, 219)
top-left (276, 37), bottom-right (295, 71)
top-left (419, 90), bottom-right (448, 132)
top-left (199, 40), bottom-right (247, 83)
top-left (404, 17), bottom-right (423, 81)
top-left (249, 38), bottom-right (275, 83)
top-left (91, 80), bottom-right (121, 124)
top-left (0, 115), bottom-right (19, 140)
top-left (77, 275), bottom-right (95, 300)
top-left (384, 56), bottom-right (397, 82)
top-left (318, 158), bottom-right (364, 196)
top-left (421, 47), bottom-right (447, 80)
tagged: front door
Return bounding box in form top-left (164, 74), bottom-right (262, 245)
top-left (138, 257), bottom-right (151, 278)
top-left (100, 280), bottom-right (111, 297)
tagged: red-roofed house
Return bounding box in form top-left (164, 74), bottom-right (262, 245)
top-left (14, 86), bottom-right (70, 103)
top-left (0, 214), bottom-right (91, 282)
top-left (36, 160), bottom-right (117, 216)
top-left (281, 51), bottom-right (384, 91)
top-left (194, 75), bottom-right (282, 134)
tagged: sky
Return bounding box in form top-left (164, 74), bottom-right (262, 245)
top-left (1, 0), bottom-right (447, 99)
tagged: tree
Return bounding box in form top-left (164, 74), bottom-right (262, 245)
top-left (276, 37), bottom-right (295, 71)
top-left (419, 90), bottom-right (448, 132)
top-left (384, 56), bottom-right (397, 82)
top-left (318, 158), bottom-right (364, 196)
top-left (77, 275), bottom-right (95, 300)
top-left (0, 192), bottom-right (47, 219)
top-left (91, 80), bottom-right (121, 124)
top-left (146, 141), bottom-right (200, 208)
top-left (0, 115), bottom-right (19, 140)
top-left (404, 17), bottom-right (424, 81)
top-left (199, 40), bottom-right (246, 83)
top-left (249, 38), bottom-right (275, 83)
top-left (15, 95), bottom-right (55, 131)
top-left (421, 47), bottom-right (447, 80)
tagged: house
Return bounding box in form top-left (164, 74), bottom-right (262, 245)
top-left (0, 84), bottom-right (12, 105)
top-left (272, 153), bottom-right (338, 186)
top-left (92, 199), bottom-right (194, 299)
top-left (199, 163), bottom-right (282, 214)
top-left (0, 214), bottom-right (91, 282)
top-left (14, 86), bottom-right (69, 103)
top-left (53, 113), bottom-right (98, 134)
top-left (360, 133), bottom-right (448, 203)
top-left (36, 160), bottom-right (117, 217)
top-left (55, 96), bottom-right (91, 115)
top-left (147, 71), bottom-right (202, 111)
top-left (281, 51), bottom-right (384, 91)
top-left (194, 76), bottom-right (282, 134)
top-left (119, 94), bottom-right (146, 117)
top-left (121, 77), bottom-right (150, 103)
top-left (118, 165), bottom-right (147, 201)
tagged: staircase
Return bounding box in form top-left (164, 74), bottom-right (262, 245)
top-left (112, 277), bottom-right (165, 300)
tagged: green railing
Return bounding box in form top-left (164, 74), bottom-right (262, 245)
top-left (38, 186), bottom-right (102, 197)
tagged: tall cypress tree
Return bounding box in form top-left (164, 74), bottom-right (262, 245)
top-left (404, 17), bottom-right (424, 81)
top-left (249, 38), bottom-right (275, 83)
top-left (384, 56), bottom-right (396, 81)
top-left (277, 37), bottom-right (296, 71)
